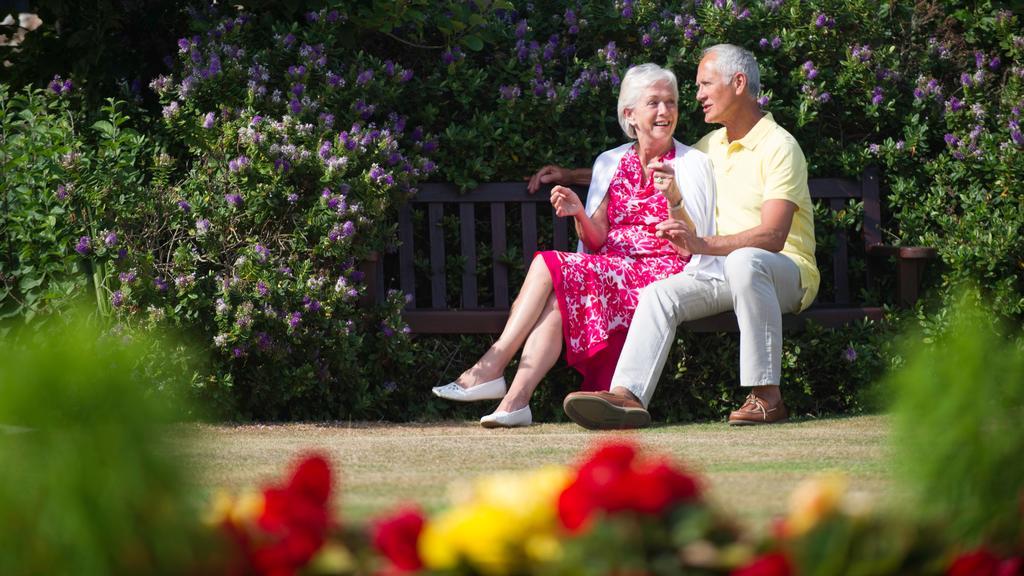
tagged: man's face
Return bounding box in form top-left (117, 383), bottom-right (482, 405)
top-left (695, 55), bottom-right (740, 125)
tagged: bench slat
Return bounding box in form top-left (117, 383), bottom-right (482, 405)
top-left (553, 205), bottom-right (569, 251)
top-left (398, 204), bottom-right (415, 307)
top-left (521, 202), bottom-right (537, 270)
top-left (491, 203), bottom-right (509, 308)
top-left (460, 202), bottom-right (478, 309)
top-left (428, 203), bottom-right (446, 308)
top-left (402, 307), bottom-right (885, 334)
top-left (831, 197), bottom-right (850, 305)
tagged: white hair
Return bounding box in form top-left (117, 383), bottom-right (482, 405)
top-left (702, 44), bottom-right (761, 98)
top-left (617, 63), bottom-right (679, 139)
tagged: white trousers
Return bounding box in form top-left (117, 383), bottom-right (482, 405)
top-left (612, 248), bottom-right (805, 408)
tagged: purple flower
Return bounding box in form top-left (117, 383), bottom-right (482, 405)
top-left (621, 6), bottom-right (633, 18)
top-left (118, 270), bottom-right (137, 284)
top-left (960, 73), bottom-right (973, 88)
top-left (641, 34), bottom-right (652, 47)
top-left (290, 83), bottom-right (305, 97)
top-left (48, 74), bottom-right (71, 95)
top-left (104, 231), bottom-right (118, 248)
top-left (842, 346), bottom-right (857, 362)
top-left (282, 33), bottom-right (296, 47)
top-left (946, 97), bottom-right (965, 112)
top-left (989, 57), bottom-right (1001, 71)
top-left (287, 193), bottom-right (299, 204)
top-left (515, 19), bottom-right (528, 39)
top-left (288, 99), bottom-right (302, 115)
top-left (287, 311), bottom-right (302, 329)
top-left (400, 69), bottom-right (414, 82)
top-left (814, 12), bottom-right (834, 28)
top-left (356, 69), bottom-right (374, 85)
top-left (154, 277), bottom-right (168, 292)
top-left (228, 155), bottom-right (249, 173)
top-left (342, 221), bottom-right (355, 237)
top-left (111, 290), bottom-right (124, 308)
top-left (913, 87), bottom-right (926, 100)
top-left (868, 143), bottom-right (880, 155)
top-left (177, 200), bottom-right (192, 213)
top-left (74, 236), bottom-right (91, 256)
top-left (871, 86), bottom-right (884, 106)
top-left (257, 280), bottom-right (269, 297)
top-left (944, 133), bottom-right (960, 147)
top-left (225, 193), bottom-right (243, 207)
top-left (802, 60), bottom-right (817, 79)
top-left (975, 51), bottom-right (986, 69)
top-left (759, 38), bottom-right (769, 49)
top-left (736, 8), bottom-right (750, 19)
top-left (303, 296), bottom-right (321, 312)
top-left (232, 347), bottom-right (246, 358)
top-left (56, 184), bottom-right (68, 200)
top-left (195, 218), bottom-right (211, 236)
top-left (771, 36), bottom-right (782, 50)
top-left (381, 324), bottom-right (395, 338)
top-left (254, 243), bottom-right (269, 263)
top-left (818, 92), bottom-right (832, 103)
top-left (256, 332), bottom-right (272, 351)
top-left (757, 95), bottom-right (771, 108)
top-left (423, 139), bottom-right (439, 153)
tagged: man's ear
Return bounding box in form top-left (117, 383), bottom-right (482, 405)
top-left (733, 72), bottom-right (748, 96)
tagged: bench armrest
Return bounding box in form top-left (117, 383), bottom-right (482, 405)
top-left (866, 244), bottom-right (938, 307)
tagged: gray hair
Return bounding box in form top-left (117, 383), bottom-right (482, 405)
top-left (617, 63), bottom-right (679, 139)
top-left (702, 44), bottom-right (761, 98)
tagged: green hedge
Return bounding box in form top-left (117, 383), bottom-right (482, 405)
top-left (1, 0), bottom-right (1020, 420)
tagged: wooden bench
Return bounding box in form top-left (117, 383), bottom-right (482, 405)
top-left (367, 167), bottom-right (935, 333)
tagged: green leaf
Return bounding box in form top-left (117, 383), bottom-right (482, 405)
top-left (92, 120), bottom-right (115, 138)
top-left (462, 34), bottom-right (484, 51)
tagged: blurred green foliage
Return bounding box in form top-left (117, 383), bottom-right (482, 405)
top-left (0, 309), bottom-right (207, 574)
top-left (888, 291), bottom-right (1024, 550)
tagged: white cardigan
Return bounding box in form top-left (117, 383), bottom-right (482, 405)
top-left (580, 139), bottom-right (723, 279)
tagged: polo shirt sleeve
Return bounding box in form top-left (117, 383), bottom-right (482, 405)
top-left (762, 135), bottom-right (809, 206)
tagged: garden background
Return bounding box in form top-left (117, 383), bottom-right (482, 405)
top-left (2, 0), bottom-right (1022, 422)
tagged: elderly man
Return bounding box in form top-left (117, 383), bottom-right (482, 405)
top-left (531, 44), bottom-right (819, 428)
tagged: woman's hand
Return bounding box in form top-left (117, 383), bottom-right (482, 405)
top-left (647, 160), bottom-right (682, 205)
top-left (550, 185), bottom-right (584, 218)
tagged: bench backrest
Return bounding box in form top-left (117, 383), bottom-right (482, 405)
top-left (375, 167), bottom-right (882, 333)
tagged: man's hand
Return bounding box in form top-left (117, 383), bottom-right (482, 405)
top-left (655, 219), bottom-right (704, 257)
top-left (527, 165), bottom-right (572, 194)
top-left (550, 185), bottom-right (584, 217)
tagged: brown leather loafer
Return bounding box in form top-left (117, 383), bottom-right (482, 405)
top-left (563, 391), bottom-right (651, 430)
top-left (728, 393), bottom-right (789, 426)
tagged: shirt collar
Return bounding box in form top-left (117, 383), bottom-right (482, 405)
top-left (735, 112), bottom-right (777, 150)
top-left (716, 112), bottom-right (777, 150)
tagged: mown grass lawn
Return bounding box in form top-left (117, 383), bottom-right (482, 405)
top-left (170, 414), bottom-right (895, 528)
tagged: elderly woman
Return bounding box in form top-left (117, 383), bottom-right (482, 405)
top-left (432, 63), bottom-right (718, 427)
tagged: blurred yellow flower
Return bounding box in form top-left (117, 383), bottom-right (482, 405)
top-left (785, 472), bottom-right (848, 537)
top-left (203, 488), bottom-right (264, 527)
top-left (419, 466), bottom-right (571, 575)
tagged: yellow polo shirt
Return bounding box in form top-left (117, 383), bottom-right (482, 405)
top-left (694, 113), bottom-right (819, 311)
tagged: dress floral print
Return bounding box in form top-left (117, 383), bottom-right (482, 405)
top-left (540, 146), bottom-right (689, 391)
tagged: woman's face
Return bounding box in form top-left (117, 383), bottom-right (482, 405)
top-left (626, 80), bottom-right (678, 145)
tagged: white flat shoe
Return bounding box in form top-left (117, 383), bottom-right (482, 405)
top-left (480, 405), bottom-right (532, 428)
top-left (431, 377), bottom-right (507, 402)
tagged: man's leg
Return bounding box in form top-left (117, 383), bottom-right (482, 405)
top-left (563, 272), bottom-right (731, 429)
top-left (724, 248), bottom-right (803, 425)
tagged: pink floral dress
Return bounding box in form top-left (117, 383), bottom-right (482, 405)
top-left (540, 146), bottom-right (689, 391)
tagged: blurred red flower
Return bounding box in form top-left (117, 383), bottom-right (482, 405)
top-left (222, 453), bottom-right (335, 576)
top-left (371, 506), bottom-right (426, 572)
top-left (557, 440), bottom-right (701, 532)
top-left (949, 548), bottom-right (1022, 576)
top-left (732, 551), bottom-right (793, 576)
